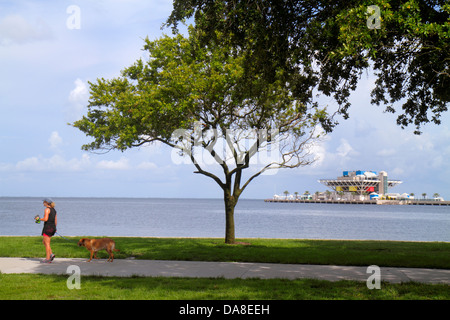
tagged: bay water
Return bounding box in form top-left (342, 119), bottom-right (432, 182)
top-left (0, 197), bottom-right (449, 241)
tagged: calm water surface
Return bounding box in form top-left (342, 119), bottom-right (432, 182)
top-left (0, 197), bottom-right (449, 241)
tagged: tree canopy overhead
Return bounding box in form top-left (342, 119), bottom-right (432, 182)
top-left (167, 0), bottom-right (449, 134)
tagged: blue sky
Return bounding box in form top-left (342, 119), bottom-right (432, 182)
top-left (1, 0), bottom-right (449, 200)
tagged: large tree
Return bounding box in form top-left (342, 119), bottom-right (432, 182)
top-left (167, 0), bottom-right (449, 134)
top-left (72, 27), bottom-right (324, 244)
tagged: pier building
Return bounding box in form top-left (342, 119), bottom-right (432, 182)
top-left (318, 170), bottom-right (402, 197)
top-left (266, 170), bottom-right (448, 205)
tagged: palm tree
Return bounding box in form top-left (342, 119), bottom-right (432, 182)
top-left (294, 192), bottom-right (299, 200)
top-left (433, 193), bottom-right (440, 199)
top-left (422, 193), bottom-right (427, 199)
top-left (283, 190), bottom-right (289, 200)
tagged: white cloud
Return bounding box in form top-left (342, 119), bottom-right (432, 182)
top-left (97, 157), bottom-right (130, 170)
top-left (295, 137), bottom-right (357, 174)
top-left (67, 78), bottom-right (89, 122)
top-left (336, 138), bottom-right (358, 158)
top-left (309, 142), bottom-right (327, 168)
top-left (49, 131), bottom-right (63, 150)
top-left (16, 156), bottom-right (40, 171)
top-left (14, 154), bottom-right (91, 172)
top-left (137, 161), bottom-right (158, 170)
top-left (0, 14), bottom-right (53, 46)
top-left (69, 78), bottom-right (89, 103)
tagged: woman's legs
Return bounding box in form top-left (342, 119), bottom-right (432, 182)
top-left (42, 235), bottom-right (52, 260)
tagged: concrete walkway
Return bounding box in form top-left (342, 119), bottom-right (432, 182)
top-left (0, 257), bottom-right (449, 284)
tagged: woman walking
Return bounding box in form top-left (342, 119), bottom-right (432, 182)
top-left (36, 198), bottom-right (57, 263)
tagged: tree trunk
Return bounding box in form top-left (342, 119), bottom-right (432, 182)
top-left (224, 193), bottom-right (237, 244)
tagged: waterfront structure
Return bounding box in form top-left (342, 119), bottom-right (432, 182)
top-left (268, 170), bottom-right (446, 204)
top-left (318, 170), bottom-right (402, 197)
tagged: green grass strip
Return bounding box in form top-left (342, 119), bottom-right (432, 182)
top-left (1, 237), bottom-right (449, 269)
top-left (0, 273), bottom-right (448, 300)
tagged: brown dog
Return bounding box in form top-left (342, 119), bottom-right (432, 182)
top-left (77, 238), bottom-right (120, 262)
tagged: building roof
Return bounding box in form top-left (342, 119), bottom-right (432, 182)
top-left (318, 178), bottom-right (402, 189)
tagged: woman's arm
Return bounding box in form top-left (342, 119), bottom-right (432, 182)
top-left (41, 208), bottom-right (50, 222)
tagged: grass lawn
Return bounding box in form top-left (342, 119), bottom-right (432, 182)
top-left (0, 236), bottom-right (449, 268)
top-left (1, 237), bottom-right (449, 300)
top-left (0, 273), bottom-right (449, 300)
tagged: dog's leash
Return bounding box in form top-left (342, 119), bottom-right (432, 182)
top-left (55, 232), bottom-right (78, 243)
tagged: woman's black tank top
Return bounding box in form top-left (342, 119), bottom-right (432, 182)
top-left (42, 207), bottom-right (57, 236)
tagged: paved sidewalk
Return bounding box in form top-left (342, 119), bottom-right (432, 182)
top-left (0, 257), bottom-right (449, 284)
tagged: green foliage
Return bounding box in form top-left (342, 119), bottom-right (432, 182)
top-left (334, 0), bottom-right (449, 133)
top-left (72, 27), bottom-right (322, 154)
top-left (71, 26), bottom-right (326, 243)
top-left (168, 0), bottom-right (449, 134)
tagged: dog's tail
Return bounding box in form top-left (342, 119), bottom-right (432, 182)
top-left (111, 241), bottom-right (120, 252)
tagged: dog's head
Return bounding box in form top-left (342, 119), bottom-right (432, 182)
top-left (77, 238), bottom-right (88, 247)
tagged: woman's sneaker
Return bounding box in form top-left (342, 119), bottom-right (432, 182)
top-left (40, 259), bottom-right (52, 264)
top-left (50, 254), bottom-right (55, 261)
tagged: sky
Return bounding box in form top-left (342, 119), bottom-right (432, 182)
top-left (0, 0), bottom-right (449, 200)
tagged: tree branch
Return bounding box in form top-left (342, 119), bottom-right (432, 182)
top-left (190, 152), bottom-right (226, 190)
